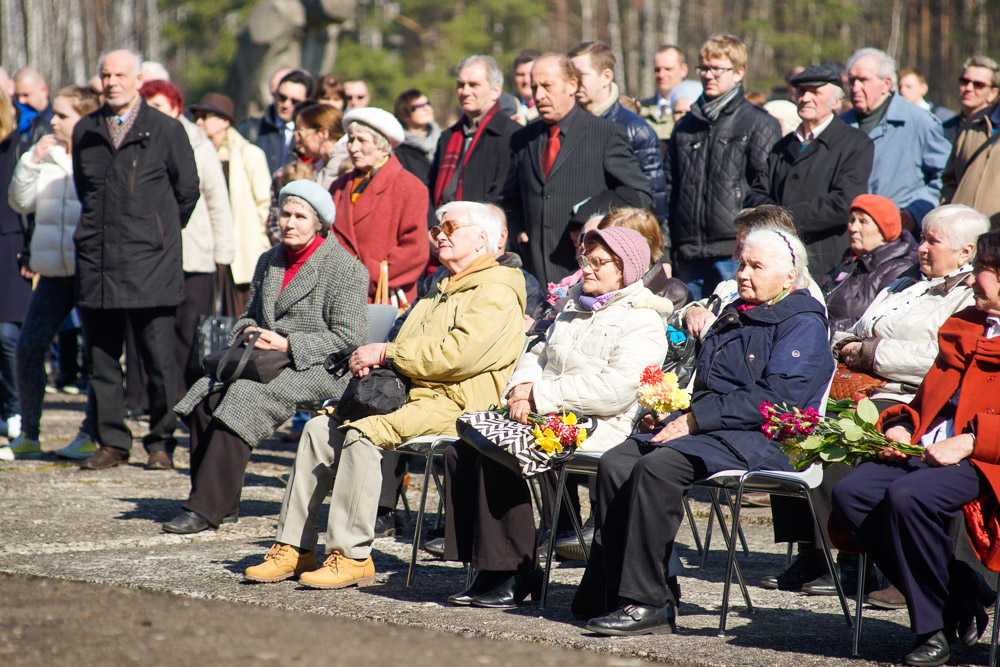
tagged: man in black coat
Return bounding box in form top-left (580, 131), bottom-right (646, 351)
top-left (502, 53), bottom-right (653, 286)
top-left (746, 64), bottom-right (874, 276)
top-left (427, 55), bottom-right (519, 213)
top-left (237, 69), bottom-right (313, 174)
top-left (72, 50), bottom-right (199, 471)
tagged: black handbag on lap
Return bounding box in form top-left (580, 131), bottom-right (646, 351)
top-left (203, 330), bottom-right (292, 383)
top-left (324, 347), bottom-right (410, 421)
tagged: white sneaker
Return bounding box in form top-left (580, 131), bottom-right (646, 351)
top-left (6, 415), bottom-right (21, 440)
top-left (55, 432), bottom-right (98, 460)
top-left (0, 446), bottom-right (12, 461)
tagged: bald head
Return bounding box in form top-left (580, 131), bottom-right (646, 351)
top-left (14, 67), bottom-right (49, 112)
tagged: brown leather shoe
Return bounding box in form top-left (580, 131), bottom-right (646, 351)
top-left (867, 583), bottom-right (907, 609)
top-left (79, 446), bottom-right (128, 470)
top-left (145, 450), bottom-right (173, 470)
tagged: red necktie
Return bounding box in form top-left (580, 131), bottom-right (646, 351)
top-left (542, 123), bottom-right (560, 179)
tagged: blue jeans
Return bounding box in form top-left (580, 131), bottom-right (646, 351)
top-left (0, 321), bottom-right (19, 418)
top-left (674, 257), bottom-right (739, 301)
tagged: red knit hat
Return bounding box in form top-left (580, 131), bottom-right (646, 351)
top-left (850, 194), bottom-right (901, 242)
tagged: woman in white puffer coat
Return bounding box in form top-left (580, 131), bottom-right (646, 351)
top-left (3, 86), bottom-right (101, 461)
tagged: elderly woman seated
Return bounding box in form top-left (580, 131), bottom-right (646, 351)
top-left (819, 194), bottom-right (918, 336)
top-left (442, 227), bottom-right (670, 609)
top-left (831, 230), bottom-right (1000, 667)
top-left (579, 229), bottom-right (833, 635)
top-left (243, 201), bottom-right (526, 588)
top-left (164, 181), bottom-right (370, 534)
top-left (765, 204), bottom-right (989, 605)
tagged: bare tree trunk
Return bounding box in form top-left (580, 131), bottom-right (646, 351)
top-left (581, 0), bottom-right (594, 42)
top-left (67, 0), bottom-right (86, 85)
top-left (640, 0), bottom-right (655, 97)
top-left (624, 0), bottom-right (640, 94)
top-left (607, 0), bottom-right (625, 85)
top-left (661, 0), bottom-right (680, 44)
top-left (887, 0), bottom-right (905, 60)
top-left (145, 0), bottom-right (162, 62)
top-left (1, 0), bottom-right (27, 73)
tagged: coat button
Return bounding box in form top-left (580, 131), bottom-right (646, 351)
top-left (988, 408), bottom-right (996, 414)
top-left (748, 353), bottom-right (755, 361)
top-left (990, 376), bottom-right (997, 382)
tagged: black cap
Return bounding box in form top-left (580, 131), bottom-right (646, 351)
top-left (789, 64), bottom-right (843, 89)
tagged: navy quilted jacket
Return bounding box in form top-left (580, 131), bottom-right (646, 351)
top-left (602, 101), bottom-right (668, 225)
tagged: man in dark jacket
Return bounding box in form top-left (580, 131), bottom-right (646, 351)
top-left (72, 50), bottom-right (199, 471)
top-left (568, 42), bottom-right (668, 233)
top-left (237, 69), bottom-right (313, 174)
top-left (502, 53), bottom-right (653, 286)
top-left (667, 35), bottom-right (781, 299)
top-left (746, 64), bottom-right (874, 275)
top-left (427, 56), bottom-right (519, 215)
top-left (12, 67), bottom-right (53, 159)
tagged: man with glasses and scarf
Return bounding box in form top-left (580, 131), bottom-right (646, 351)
top-left (237, 69), bottom-right (314, 173)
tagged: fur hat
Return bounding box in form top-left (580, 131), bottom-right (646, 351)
top-left (850, 194), bottom-right (901, 242)
top-left (584, 227), bottom-right (651, 287)
top-left (342, 107), bottom-right (405, 147)
top-left (278, 179), bottom-right (337, 230)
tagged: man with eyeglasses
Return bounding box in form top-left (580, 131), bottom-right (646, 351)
top-left (840, 48), bottom-right (950, 233)
top-left (343, 80), bottom-right (370, 110)
top-left (942, 56), bottom-right (1000, 228)
top-left (237, 69), bottom-right (314, 173)
top-left (940, 56), bottom-right (1000, 144)
top-left (666, 34), bottom-right (781, 300)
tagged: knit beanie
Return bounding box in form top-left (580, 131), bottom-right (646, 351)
top-left (279, 179), bottom-right (337, 230)
top-left (584, 227), bottom-right (650, 287)
top-left (850, 194), bottom-right (901, 242)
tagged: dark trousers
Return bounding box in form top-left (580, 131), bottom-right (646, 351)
top-left (123, 319), bottom-right (149, 415)
top-left (379, 450), bottom-right (407, 509)
top-left (80, 306), bottom-right (179, 456)
top-left (442, 441), bottom-right (536, 572)
top-left (182, 390), bottom-right (250, 526)
top-left (770, 462), bottom-right (853, 545)
top-left (0, 321), bottom-right (20, 418)
top-left (174, 272), bottom-right (214, 393)
top-left (537, 470), bottom-right (585, 534)
top-left (831, 458), bottom-right (984, 635)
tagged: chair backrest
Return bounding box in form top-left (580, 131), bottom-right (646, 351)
top-left (368, 304), bottom-right (399, 344)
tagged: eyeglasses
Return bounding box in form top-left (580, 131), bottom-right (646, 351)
top-left (430, 220), bottom-right (475, 237)
top-left (294, 127), bottom-right (318, 137)
top-left (577, 254), bottom-right (616, 272)
top-left (959, 77), bottom-right (993, 90)
top-left (409, 101), bottom-right (431, 112)
top-left (276, 92), bottom-right (305, 105)
top-left (695, 65), bottom-right (734, 77)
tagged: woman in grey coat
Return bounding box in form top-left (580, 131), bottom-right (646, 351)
top-left (165, 180), bottom-right (369, 534)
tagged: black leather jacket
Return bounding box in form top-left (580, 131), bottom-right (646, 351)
top-left (602, 101), bottom-right (668, 224)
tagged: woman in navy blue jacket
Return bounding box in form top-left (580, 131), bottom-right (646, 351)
top-left (579, 228), bottom-right (834, 635)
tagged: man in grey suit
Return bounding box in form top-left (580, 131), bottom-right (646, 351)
top-left (502, 53), bottom-right (653, 286)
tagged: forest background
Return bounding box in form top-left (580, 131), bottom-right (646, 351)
top-left (1, 0), bottom-right (996, 119)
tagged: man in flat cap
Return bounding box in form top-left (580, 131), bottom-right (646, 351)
top-left (746, 64), bottom-right (874, 274)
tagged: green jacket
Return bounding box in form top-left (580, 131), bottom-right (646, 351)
top-left (347, 263), bottom-right (527, 449)
top-left (638, 96), bottom-right (674, 141)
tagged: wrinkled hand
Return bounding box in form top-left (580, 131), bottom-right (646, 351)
top-left (922, 433), bottom-right (975, 467)
top-left (637, 412), bottom-right (660, 433)
top-left (19, 265), bottom-right (34, 280)
top-left (878, 425), bottom-right (914, 463)
top-left (684, 306), bottom-right (714, 337)
top-left (245, 327), bottom-right (289, 353)
top-left (31, 135), bottom-right (58, 164)
top-left (348, 343), bottom-right (387, 377)
top-left (509, 398), bottom-right (532, 425)
top-left (651, 413), bottom-right (698, 443)
top-left (508, 382), bottom-right (533, 404)
top-left (839, 342), bottom-right (863, 369)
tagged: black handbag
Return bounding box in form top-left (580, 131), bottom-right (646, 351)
top-left (203, 330), bottom-right (292, 383)
top-left (190, 315), bottom-right (237, 378)
top-left (324, 347), bottom-right (410, 421)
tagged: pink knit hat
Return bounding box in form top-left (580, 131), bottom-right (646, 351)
top-left (584, 227), bottom-right (650, 287)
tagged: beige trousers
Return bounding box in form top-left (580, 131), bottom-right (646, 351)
top-left (275, 416), bottom-right (384, 559)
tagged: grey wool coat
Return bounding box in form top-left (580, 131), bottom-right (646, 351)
top-left (175, 235), bottom-right (369, 447)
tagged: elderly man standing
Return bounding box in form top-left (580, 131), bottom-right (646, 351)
top-left (667, 34), bottom-right (781, 300)
top-left (502, 53), bottom-right (652, 285)
top-left (72, 50), bottom-right (199, 470)
top-left (237, 69), bottom-right (313, 174)
top-left (746, 64), bottom-right (874, 275)
top-left (841, 48), bottom-right (951, 232)
top-left (638, 45), bottom-right (689, 144)
top-left (427, 55), bottom-right (519, 211)
top-left (941, 56), bottom-right (999, 143)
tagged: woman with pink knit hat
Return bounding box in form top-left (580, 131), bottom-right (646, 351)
top-left (818, 194), bottom-right (918, 335)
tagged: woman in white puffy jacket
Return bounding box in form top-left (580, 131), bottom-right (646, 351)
top-left (4, 86), bottom-right (101, 460)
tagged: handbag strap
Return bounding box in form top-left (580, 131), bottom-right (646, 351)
top-left (214, 330), bottom-right (260, 383)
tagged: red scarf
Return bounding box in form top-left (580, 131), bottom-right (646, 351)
top-left (282, 234), bottom-right (324, 290)
top-left (432, 104), bottom-right (500, 206)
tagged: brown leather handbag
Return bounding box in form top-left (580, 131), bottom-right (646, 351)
top-left (828, 363), bottom-right (887, 401)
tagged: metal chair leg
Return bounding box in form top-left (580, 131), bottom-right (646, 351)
top-left (714, 485), bottom-right (753, 637)
top-left (406, 439), bottom-right (445, 587)
top-left (786, 541), bottom-right (794, 568)
top-left (540, 464), bottom-right (570, 610)
top-left (700, 503), bottom-right (716, 568)
top-left (721, 489), bottom-right (751, 557)
top-left (466, 563), bottom-right (474, 589)
top-left (852, 553), bottom-right (866, 657)
top-left (805, 488), bottom-right (852, 627)
top-left (682, 494), bottom-right (704, 562)
top-left (990, 573), bottom-right (1000, 667)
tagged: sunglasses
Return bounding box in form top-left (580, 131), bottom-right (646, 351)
top-left (276, 92), bottom-right (305, 105)
top-left (959, 77), bottom-right (993, 90)
top-left (577, 254), bottom-right (616, 271)
top-left (409, 101), bottom-right (431, 112)
top-left (430, 220), bottom-right (474, 237)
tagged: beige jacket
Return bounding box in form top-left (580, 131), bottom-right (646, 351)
top-left (941, 104), bottom-right (1000, 227)
top-left (179, 116), bottom-right (234, 273)
top-left (219, 126), bottom-right (272, 284)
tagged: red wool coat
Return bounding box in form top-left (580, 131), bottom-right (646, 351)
top-left (878, 307), bottom-right (1000, 571)
top-left (329, 154), bottom-right (430, 303)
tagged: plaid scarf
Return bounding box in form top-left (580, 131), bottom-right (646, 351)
top-left (432, 104), bottom-right (500, 206)
top-left (105, 99), bottom-right (142, 149)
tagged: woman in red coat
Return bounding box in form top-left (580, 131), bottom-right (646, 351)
top-left (328, 107), bottom-right (430, 304)
top-left (832, 229), bottom-right (1000, 667)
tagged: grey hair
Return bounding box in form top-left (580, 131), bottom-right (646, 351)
top-left (457, 55), bottom-right (504, 89)
top-left (846, 48), bottom-right (898, 88)
top-left (345, 121), bottom-right (392, 153)
top-left (922, 204), bottom-right (990, 263)
top-left (140, 61), bottom-right (170, 81)
top-left (280, 195), bottom-right (321, 230)
top-left (98, 50), bottom-right (143, 78)
top-left (742, 229), bottom-right (811, 289)
top-left (963, 55), bottom-right (1000, 88)
top-left (827, 83), bottom-right (845, 108)
top-left (435, 201), bottom-right (502, 255)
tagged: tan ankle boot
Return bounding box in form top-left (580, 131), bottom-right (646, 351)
top-left (299, 550), bottom-right (376, 589)
top-left (245, 543), bottom-right (317, 582)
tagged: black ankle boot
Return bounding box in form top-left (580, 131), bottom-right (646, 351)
top-left (447, 570), bottom-right (510, 606)
top-left (470, 568), bottom-right (542, 609)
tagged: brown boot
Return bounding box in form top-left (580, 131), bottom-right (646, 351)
top-left (244, 544), bottom-right (318, 583)
top-left (298, 551), bottom-right (376, 589)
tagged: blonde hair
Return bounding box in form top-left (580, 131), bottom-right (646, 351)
top-left (279, 161), bottom-right (315, 186)
top-left (699, 34), bottom-right (748, 72)
top-left (597, 207), bottom-right (663, 262)
top-left (0, 89), bottom-right (13, 138)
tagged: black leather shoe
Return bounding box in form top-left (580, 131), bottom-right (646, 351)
top-left (554, 527), bottom-right (594, 561)
top-left (221, 510), bottom-right (238, 525)
top-left (903, 630), bottom-right (950, 667)
top-left (447, 570), bottom-right (510, 606)
top-left (802, 554), bottom-right (878, 596)
top-left (424, 537), bottom-right (445, 557)
top-left (373, 509), bottom-right (396, 538)
top-left (760, 549), bottom-right (828, 591)
top-left (162, 510), bottom-right (213, 534)
top-left (471, 568), bottom-right (542, 609)
top-left (586, 600), bottom-right (677, 636)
